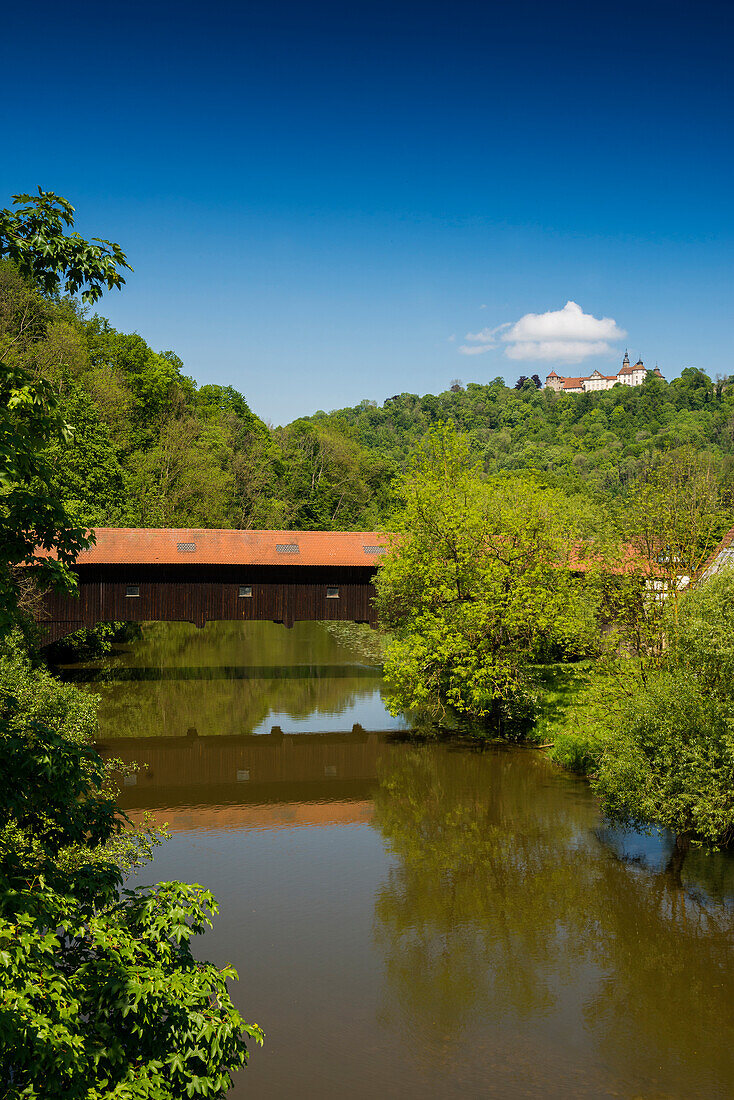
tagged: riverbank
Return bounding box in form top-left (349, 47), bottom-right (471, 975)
top-left (531, 660), bottom-right (603, 773)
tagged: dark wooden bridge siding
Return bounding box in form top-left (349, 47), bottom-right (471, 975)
top-left (39, 564), bottom-right (378, 643)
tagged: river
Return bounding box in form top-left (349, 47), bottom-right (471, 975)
top-left (59, 620), bottom-right (734, 1099)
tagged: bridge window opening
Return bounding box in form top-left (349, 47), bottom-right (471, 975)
top-left (177, 542), bottom-right (196, 553)
top-left (125, 585), bottom-right (140, 598)
top-left (326, 587), bottom-right (340, 598)
top-left (238, 585), bottom-right (253, 598)
top-left (276, 543), bottom-right (300, 554)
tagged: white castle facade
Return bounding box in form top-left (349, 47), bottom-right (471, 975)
top-left (545, 353), bottom-right (663, 394)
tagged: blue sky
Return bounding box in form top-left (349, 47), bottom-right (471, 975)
top-left (3, 0), bottom-right (732, 423)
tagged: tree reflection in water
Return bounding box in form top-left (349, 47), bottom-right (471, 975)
top-left (57, 620), bottom-right (391, 738)
top-left (372, 741), bottom-right (734, 1094)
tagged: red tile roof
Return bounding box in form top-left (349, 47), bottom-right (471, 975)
top-left (567, 542), bottom-right (657, 576)
top-left (35, 527), bottom-right (672, 580)
top-left (52, 528), bottom-right (390, 567)
top-left (561, 377), bottom-right (584, 389)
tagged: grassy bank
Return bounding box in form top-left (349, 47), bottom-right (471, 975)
top-left (530, 660), bottom-right (604, 775)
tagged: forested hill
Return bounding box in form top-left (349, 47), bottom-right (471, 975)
top-left (1, 260), bottom-right (392, 531)
top-left (3, 254), bottom-right (732, 531)
top-left (300, 369), bottom-right (734, 498)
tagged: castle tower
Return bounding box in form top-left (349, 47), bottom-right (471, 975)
top-left (623, 350), bottom-right (630, 367)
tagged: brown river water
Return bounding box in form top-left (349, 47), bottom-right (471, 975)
top-left (59, 621), bottom-right (734, 1099)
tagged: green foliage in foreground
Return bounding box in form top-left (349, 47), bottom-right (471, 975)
top-left (594, 570), bottom-right (734, 849)
top-left (0, 191), bottom-right (262, 1094)
top-left (0, 643), bottom-right (263, 1096)
top-left (0, 189), bottom-right (132, 305)
top-left (542, 571), bottom-right (734, 872)
top-left (375, 424), bottom-right (601, 729)
top-left (1, 880), bottom-right (261, 1099)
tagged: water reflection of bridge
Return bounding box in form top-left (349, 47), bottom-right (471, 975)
top-left (102, 729), bottom-right (395, 830)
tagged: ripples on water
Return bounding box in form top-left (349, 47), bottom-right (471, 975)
top-left (58, 620), bottom-right (734, 1099)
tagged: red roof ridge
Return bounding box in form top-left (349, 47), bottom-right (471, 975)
top-left (38, 528), bottom-right (390, 568)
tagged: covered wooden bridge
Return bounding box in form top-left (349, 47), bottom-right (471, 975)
top-left (38, 528), bottom-right (388, 644)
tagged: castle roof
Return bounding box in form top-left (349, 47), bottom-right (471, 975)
top-left (562, 378), bottom-right (584, 389)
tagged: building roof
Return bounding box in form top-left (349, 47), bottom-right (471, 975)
top-left (567, 542), bottom-right (656, 576)
top-left (36, 526), bottom-right (664, 578)
top-left (562, 377), bottom-right (584, 389)
top-left (617, 363), bottom-right (638, 375)
top-left (546, 370), bottom-right (561, 378)
top-left (694, 525), bottom-right (734, 583)
top-left (50, 528), bottom-right (390, 567)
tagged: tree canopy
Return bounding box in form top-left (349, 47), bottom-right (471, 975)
top-left (375, 424), bottom-right (600, 727)
top-left (592, 569), bottom-right (734, 879)
top-left (0, 189), bottom-right (262, 1097)
top-left (0, 643), bottom-right (263, 1097)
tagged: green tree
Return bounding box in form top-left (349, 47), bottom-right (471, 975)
top-left (593, 569), bottom-right (734, 881)
top-left (375, 424), bottom-right (599, 727)
top-left (0, 189), bottom-right (131, 304)
top-left (278, 418), bottom-right (393, 529)
top-left (0, 642), bottom-right (263, 1097)
top-left (0, 351), bottom-right (90, 633)
top-left (0, 191), bottom-right (133, 633)
top-left (0, 191), bottom-right (263, 1095)
top-left (606, 448), bottom-right (730, 662)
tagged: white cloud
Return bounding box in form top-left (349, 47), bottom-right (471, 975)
top-left (501, 301), bottom-right (625, 363)
top-left (459, 342), bottom-right (494, 356)
top-left (464, 327), bottom-right (496, 343)
top-left (505, 339), bottom-right (614, 362)
top-left (459, 322), bottom-right (511, 354)
top-left (455, 302), bottom-right (624, 364)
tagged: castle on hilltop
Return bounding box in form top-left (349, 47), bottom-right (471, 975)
top-left (545, 353), bottom-right (663, 394)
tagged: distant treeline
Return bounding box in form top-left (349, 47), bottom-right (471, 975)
top-left (305, 369), bottom-right (734, 501)
top-left (1, 259), bottom-right (391, 531)
top-left (3, 254), bottom-right (732, 531)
